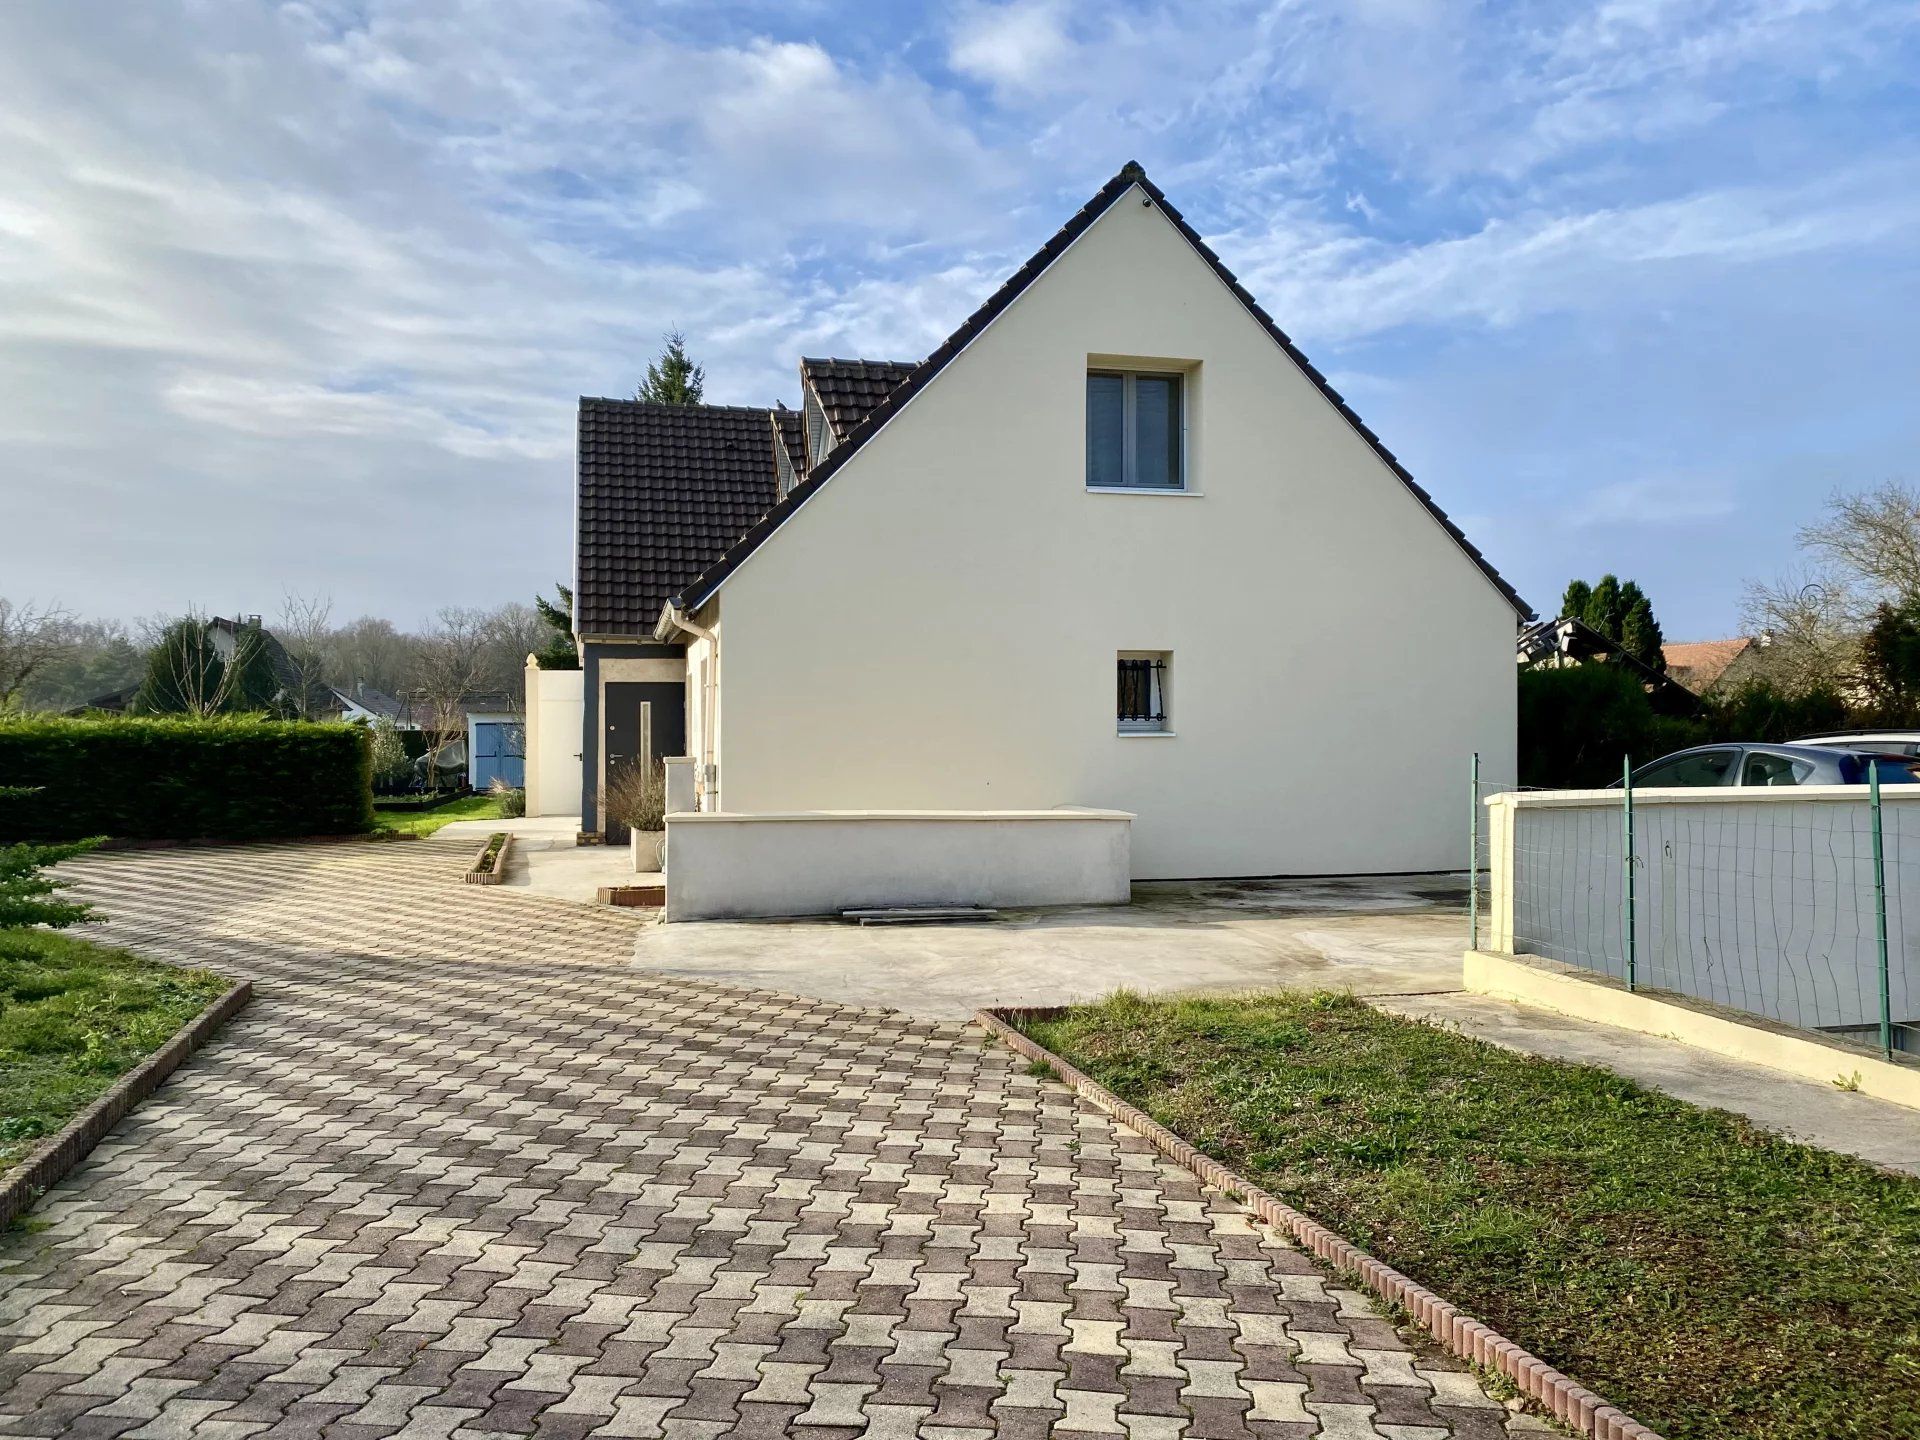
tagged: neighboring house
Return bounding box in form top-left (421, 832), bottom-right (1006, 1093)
top-left (78, 615), bottom-right (331, 716)
top-left (574, 163), bottom-right (1526, 890)
top-left (1522, 617), bottom-right (1701, 716)
top-left (327, 682), bottom-right (407, 726)
top-left (1663, 637), bottom-right (1758, 694)
top-left (1662, 633), bottom-right (1839, 697)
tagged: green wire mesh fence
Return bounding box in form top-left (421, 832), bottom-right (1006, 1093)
top-left (1470, 753), bottom-right (1912, 1062)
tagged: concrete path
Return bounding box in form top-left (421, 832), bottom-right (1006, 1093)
top-left (438, 817), bottom-right (641, 906)
top-left (1376, 991), bottom-right (1920, 1176)
top-left (0, 840), bottom-right (1532, 1439)
top-left (632, 876), bottom-right (1474, 1021)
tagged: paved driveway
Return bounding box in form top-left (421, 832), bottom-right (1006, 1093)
top-left (0, 840), bottom-right (1531, 1438)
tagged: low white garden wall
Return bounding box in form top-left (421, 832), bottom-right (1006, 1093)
top-left (663, 808), bottom-right (1132, 921)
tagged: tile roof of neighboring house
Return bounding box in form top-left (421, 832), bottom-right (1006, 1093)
top-left (800, 358), bottom-right (918, 442)
top-left (1663, 638), bottom-right (1754, 693)
top-left (576, 399), bottom-right (781, 637)
top-left (330, 684), bottom-right (405, 722)
top-left (664, 161), bottom-right (1531, 622)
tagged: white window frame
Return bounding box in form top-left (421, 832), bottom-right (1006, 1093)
top-left (1117, 651), bottom-right (1172, 735)
top-left (1087, 369), bottom-right (1186, 492)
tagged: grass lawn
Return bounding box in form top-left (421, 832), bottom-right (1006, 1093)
top-left (370, 792), bottom-right (509, 837)
top-left (1024, 990), bottom-right (1920, 1440)
top-left (0, 928), bottom-right (229, 1174)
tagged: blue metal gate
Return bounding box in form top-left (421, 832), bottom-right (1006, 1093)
top-left (471, 721), bottom-right (525, 790)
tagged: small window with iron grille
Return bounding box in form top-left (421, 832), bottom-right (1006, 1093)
top-left (1118, 652), bottom-right (1170, 734)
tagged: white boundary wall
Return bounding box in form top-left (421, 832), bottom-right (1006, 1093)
top-left (523, 660), bottom-right (584, 818)
top-left (663, 808), bottom-right (1132, 921)
top-left (1484, 785), bottom-right (1920, 1035)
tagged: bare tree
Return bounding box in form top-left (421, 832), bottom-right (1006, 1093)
top-left (0, 599), bottom-right (75, 709)
top-left (1799, 481), bottom-right (1920, 610)
top-left (1739, 572), bottom-right (1861, 695)
top-left (11, 616), bottom-right (145, 712)
top-left (133, 612), bottom-right (278, 717)
top-left (1741, 481), bottom-right (1920, 695)
top-left (412, 607), bottom-right (487, 786)
top-left (476, 602), bottom-right (545, 711)
top-left (324, 616), bottom-right (418, 699)
top-left (277, 591), bottom-right (335, 720)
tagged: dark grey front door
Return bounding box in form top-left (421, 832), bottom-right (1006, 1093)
top-left (604, 681), bottom-right (685, 841)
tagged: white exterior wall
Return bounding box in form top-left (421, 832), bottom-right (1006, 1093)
top-left (703, 187), bottom-right (1517, 878)
top-left (663, 809), bottom-right (1132, 921)
top-left (523, 661), bottom-right (584, 818)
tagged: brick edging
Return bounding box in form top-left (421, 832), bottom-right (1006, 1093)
top-left (0, 979), bottom-right (252, 1230)
top-left (974, 1005), bottom-right (1666, 1440)
top-left (463, 832), bottom-right (514, 885)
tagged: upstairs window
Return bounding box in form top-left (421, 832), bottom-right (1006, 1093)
top-left (1088, 371), bottom-right (1183, 490)
top-left (1118, 652), bottom-right (1170, 733)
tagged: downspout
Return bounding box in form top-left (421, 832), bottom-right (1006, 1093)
top-left (659, 601), bottom-right (719, 812)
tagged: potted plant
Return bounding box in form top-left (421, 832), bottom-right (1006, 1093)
top-left (607, 761), bottom-right (666, 872)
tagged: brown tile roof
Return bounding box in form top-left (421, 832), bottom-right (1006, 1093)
top-left (800, 358), bottom-right (917, 442)
top-left (666, 161), bottom-right (1531, 621)
top-left (1663, 638), bottom-right (1752, 691)
top-left (575, 399), bottom-right (779, 637)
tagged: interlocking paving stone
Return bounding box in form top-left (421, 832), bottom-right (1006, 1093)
top-left (0, 840), bottom-right (1534, 1437)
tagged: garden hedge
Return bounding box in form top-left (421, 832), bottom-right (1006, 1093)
top-left (0, 715), bottom-right (374, 843)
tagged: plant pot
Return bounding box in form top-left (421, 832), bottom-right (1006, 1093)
top-left (630, 829), bottom-right (664, 873)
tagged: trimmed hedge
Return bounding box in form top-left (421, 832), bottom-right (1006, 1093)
top-left (0, 715), bottom-right (374, 843)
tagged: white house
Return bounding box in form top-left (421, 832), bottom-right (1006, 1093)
top-left (575, 163), bottom-right (1526, 916)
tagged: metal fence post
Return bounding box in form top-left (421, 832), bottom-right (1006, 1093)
top-left (1622, 756), bottom-right (1637, 992)
top-left (1469, 751), bottom-right (1480, 952)
top-left (1871, 766), bottom-right (1892, 1061)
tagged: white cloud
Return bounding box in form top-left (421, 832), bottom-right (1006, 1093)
top-left (1568, 475), bottom-right (1738, 528)
top-left (1221, 161), bottom-right (1920, 343)
top-left (948, 1), bottom-right (1075, 92)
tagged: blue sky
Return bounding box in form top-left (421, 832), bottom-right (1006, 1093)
top-left (3, 0), bottom-right (1919, 636)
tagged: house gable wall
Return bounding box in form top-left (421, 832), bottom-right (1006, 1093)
top-left (708, 188), bottom-right (1517, 877)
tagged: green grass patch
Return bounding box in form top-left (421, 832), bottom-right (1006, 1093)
top-left (1025, 990), bottom-right (1920, 1440)
top-left (370, 792), bottom-right (507, 837)
top-left (0, 929), bottom-right (228, 1172)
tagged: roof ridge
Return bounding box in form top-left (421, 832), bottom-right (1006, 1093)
top-left (664, 161), bottom-right (1530, 621)
top-left (579, 396), bottom-right (781, 416)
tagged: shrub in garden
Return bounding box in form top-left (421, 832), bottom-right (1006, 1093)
top-left (0, 785), bottom-right (99, 929)
top-left (367, 716), bottom-right (411, 792)
top-left (1519, 664), bottom-right (1699, 788)
top-left (605, 760), bottom-right (665, 833)
top-left (0, 714), bottom-right (373, 843)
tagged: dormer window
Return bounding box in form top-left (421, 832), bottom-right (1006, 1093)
top-left (1088, 370), bottom-right (1183, 490)
top-left (805, 393), bottom-right (832, 468)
